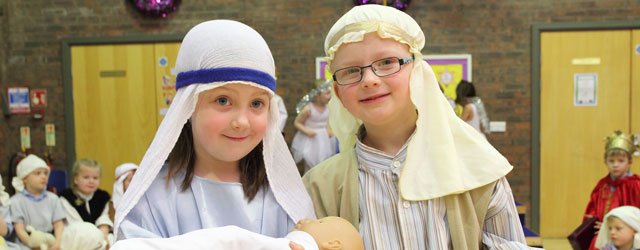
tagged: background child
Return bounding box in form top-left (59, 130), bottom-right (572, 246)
top-left (112, 163), bottom-right (138, 210)
top-left (303, 5), bottom-right (530, 249)
top-left (113, 20), bottom-right (316, 248)
top-left (59, 159), bottom-right (113, 246)
top-left (584, 130), bottom-right (640, 249)
top-left (10, 154), bottom-right (65, 250)
top-left (291, 80), bottom-right (337, 173)
top-left (595, 206), bottom-right (640, 250)
top-left (455, 80), bottom-right (490, 136)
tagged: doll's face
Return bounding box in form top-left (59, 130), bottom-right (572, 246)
top-left (294, 216), bottom-right (364, 250)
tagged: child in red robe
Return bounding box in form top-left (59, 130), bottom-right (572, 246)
top-left (584, 130), bottom-right (640, 250)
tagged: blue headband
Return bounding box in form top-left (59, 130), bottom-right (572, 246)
top-left (176, 67), bottom-right (276, 92)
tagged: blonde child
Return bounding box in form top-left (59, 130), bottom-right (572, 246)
top-left (584, 131), bottom-right (640, 249)
top-left (291, 80), bottom-right (337, 172)
top-left (59, 159), bottom-right (112, 246)
top-left (112, 20), bottom-right (316, 249)
top-left (303, 5), bottom-right (530, 249)
top-left (10, 154), bottom-right (65, 250)
top-left (595, 206), bottom-right (640, 250)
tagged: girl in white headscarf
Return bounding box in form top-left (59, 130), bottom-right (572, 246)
top-left (112, 20), bottom-right (316, 248)
top-left (302, 5), bottom-right (531, 249)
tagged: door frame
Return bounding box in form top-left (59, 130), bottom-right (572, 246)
top-left (531, 21), bottom-right (640, 232)
top-left (61, 34), bottom-right (183, 172)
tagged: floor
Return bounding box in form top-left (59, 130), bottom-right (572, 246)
top-left (541, 238), bottom-right (572, 250)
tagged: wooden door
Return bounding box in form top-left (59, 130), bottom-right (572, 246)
top-left (71, 44), bottom-right (158, 193)
top-left (540, 30), bottom-right (632, 237)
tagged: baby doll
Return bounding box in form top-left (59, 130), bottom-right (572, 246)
top-left (111, 216), bottom-right (363, 250)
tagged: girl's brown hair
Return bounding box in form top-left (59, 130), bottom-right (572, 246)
top-left (166, 121), bottom-right (267, 201)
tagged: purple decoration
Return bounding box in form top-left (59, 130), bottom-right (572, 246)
top-left (129, 0), bottom-right (181, 18)
top-left (353, 0), bottom-right (411, 11)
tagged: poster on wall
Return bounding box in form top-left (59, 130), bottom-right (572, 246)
top-left (316, 57), bottom-right (331, 81)
top-left (424, 54), bottom-right (472, 107)
top-left (574, 73), bottom-right (598, 107)
top-left (7, 87), bottom-right (30, 114)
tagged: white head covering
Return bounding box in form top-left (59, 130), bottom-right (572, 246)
top-left (11, 154), bottom-right (49, 193)
top-left (324, 5), bottom-right (512, 200)
top-left (114, 20), bottom-right (316, 235)
top-left (61, 222), bottom-right (107, 250)
top-left (112, 163), bottom-right (138, 208)
top-left (595, 206), bottom-right (640, 249)
top-left (0, 174), bottom-right (10, 206)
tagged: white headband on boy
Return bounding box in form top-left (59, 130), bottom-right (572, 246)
top-left (595, 206), bottom-right (640, 249)
top-left (114, 20), bottom-right (316, 236)
top-left (324, 5), bottom-right (512, 200)
top-left (112, 163), bottom-right (138, 208)
top-left (12, 154), bottom-right (49, 193)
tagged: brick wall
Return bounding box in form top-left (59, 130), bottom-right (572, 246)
top-left (1, 0), bottom-right (639, 227)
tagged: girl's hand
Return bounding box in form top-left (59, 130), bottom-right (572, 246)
top-left (289, 241), bottom-right (304, 250)
top-left (305, 130), bottom-right (317, 137)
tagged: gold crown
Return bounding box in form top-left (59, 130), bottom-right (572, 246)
top-left (605, 130), bottom-right (639, 155)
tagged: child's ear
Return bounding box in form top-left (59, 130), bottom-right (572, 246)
top-left (320, 240), bottom-right (342, 250)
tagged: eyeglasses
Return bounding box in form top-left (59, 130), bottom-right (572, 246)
top-left (332, 56), bottom-right (414, 86)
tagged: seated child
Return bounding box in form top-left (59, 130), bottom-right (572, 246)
top-left (584, 131), bottom-right (640, 249)
top-left (112, 163), bottom-right (137, 209)
top-left (110, 216), bottom-right (363, 250)
top-left (595, 206), bottom-right (640, 250)
top-left (59, 159), bottom-right (112, 246)
top-left (9, 154), bottom-right (65, 250)
top-left (61, 222), bottom-right (107, 250)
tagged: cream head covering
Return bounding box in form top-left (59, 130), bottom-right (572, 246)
top-left (324, 5), bottom-right (512, 200)
top-left (114, 20), bottom-right (316, 235)
top-left (112, 163), bottom-right (138, 208)
top-left (595, 206), bottom-right (640, 249)
top-left (11, 154), bottom-right (49, 193)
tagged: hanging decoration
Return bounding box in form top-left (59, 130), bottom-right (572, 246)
top-left (353, 0), bottom-right (411, 11)
top-left (129, 0), bottom-right (182, 18)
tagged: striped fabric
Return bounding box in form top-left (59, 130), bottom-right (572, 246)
top-left (355, 138), bottom-right (532, 249)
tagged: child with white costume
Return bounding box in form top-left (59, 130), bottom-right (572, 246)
top-left (112, 20), bottom-right (317, 249)
top-left (10, 154), bottom-right (65, 250)
top-left (302, 5), bottom-right (533, 249)
top-left (596, 206), bottom-right (640, 250)
top-left (111, 163), bottom-right (137, 209)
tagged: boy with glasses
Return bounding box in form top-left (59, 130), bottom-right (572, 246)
top-left (303, 5), bottom-right (532, 249)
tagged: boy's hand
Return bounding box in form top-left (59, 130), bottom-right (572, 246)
top-left (594, 221), bottom-right (601, 230)
top-left (290, 241), bottom-right (304, 250)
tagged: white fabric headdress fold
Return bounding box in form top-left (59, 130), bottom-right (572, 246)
top-left (112, 163), bottom-right (138, 208)
top-left (324, 5), bottom-right (512, 200)
top-left (0, 174), bottom-right (10, 206)
top-left (114, 20), bottom-right (316, 236)
top-left (12, 154), bottom-right (49, 193)
top-left (595, 206), bottom-right (640, 249)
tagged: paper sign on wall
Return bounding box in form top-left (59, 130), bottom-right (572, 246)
top-left (45, 124), bottom-right (56, 146)
top-left (31, 89), bottom-right (47, 108)
top-left (574, 73), bottom-right (598, 107)
top-left (20, 126), bottom-right (31, 149)
top-left (8, 87), bottom-right (30, 114)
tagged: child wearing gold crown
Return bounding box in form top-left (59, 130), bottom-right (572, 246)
top-left (584, 130), bottom-right (640, 250)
